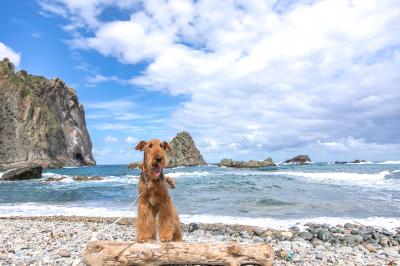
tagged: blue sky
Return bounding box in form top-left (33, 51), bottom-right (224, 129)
top-left (1, 0), bottom-right (400, 164)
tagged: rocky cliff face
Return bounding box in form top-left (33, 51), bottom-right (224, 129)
top-left (0, 58), bottom-right (95, 168)
top-left (167, 132), bottom-right (206, 167)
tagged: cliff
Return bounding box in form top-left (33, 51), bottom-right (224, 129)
top-left (167, 132), bottom-right (206, 167)
top-left (0, 58), bottom-right (95, 168)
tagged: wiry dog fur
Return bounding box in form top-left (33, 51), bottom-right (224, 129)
top-left (135, 139), bottom-right (182, 242)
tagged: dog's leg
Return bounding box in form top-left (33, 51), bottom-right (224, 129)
top-left (172, 221), bottom-right (183, 241)
top-left (165, 175), bottom-right (176, 189)
top-left (136, 200), bottom-right (156, 242)
top-left (157, 198), bottom-right (182, 242)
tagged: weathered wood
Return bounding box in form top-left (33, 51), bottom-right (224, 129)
top-left (84, 241), bottom-right (274, 266)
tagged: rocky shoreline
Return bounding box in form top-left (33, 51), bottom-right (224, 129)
top-left (0, 216), bottom-right (399, 265)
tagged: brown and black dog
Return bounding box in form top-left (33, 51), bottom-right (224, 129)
top-left (135, 139), bottom-right (182, 242)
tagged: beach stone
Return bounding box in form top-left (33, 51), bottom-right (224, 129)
top-left (289, 226), bottom-right (300, 232)
top-left (344, 235), bottom-right (363, 246)
top-left (364, 243), bottom-right (377, 253)
top-left (58, 250), bottom-right (70, 257)
top-left (253, 229), bottom-right (265, 236)
top-left (351, 229), bottom-right (362, 235)
top-left (317, 229), bottom-right (330, 242)
top-left (281, 231), bottom-right (293, 239)
top-left (379, 237), bottom-right (389, 247)
top-left (300, 231), bottom-right (313, 240)
top-left (311, 238), bottom-right (324, 247)
top-left (239, 231), bottom-right (250, 238)
top-left (344, 223), bottom-right (353, 229)
top-left (315, 252), bottom-right (324, 260)
top-left (188, 223), bottom-right (199, 233)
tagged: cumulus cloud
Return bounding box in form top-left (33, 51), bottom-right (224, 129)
top-left (0, 42), bottom-right (21, 67)
top-left (104, 135), bottom-right (118, 143)
top-left (125, 136), bottom-right (137, 143)
top-left (41, 0), bottom-right (400, 160)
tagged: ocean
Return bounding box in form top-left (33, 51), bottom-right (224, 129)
top-left (1, 162), bottom-right (400, 230)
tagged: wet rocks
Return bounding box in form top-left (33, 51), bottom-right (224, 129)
top-left (219, 158), bottom-right (276, 168)
top-left (1, 165), bottom-right (43, 181)
top-left (127, 162), bottom-right (141, 169)
top-left (72, 176), bottom-right (103, 181)
top-left (188, 223), bottom-right (199, 233)
top-left (282, 155), bottom-right (312, 164)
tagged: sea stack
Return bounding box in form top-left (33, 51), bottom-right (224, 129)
top-left (167, 132), bottom-right (206, 167)
top-left (0, 58), bottom-right (95, 168)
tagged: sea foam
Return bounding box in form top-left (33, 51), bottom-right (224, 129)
top-left (378, 160), bottom-right (400, 164)
top-left (2, 203), bottom-right (399, 231)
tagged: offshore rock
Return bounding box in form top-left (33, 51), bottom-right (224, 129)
top-left (128, 132), bottom-right (206, 168)
top-left (167, 132), bottom-right (206, 168)
top-left (283, 155), bottom-right (312, 164)
top-left (218, 158), bottom-right (276, 168)
top-left (1, 165), bottom-right (42, 180)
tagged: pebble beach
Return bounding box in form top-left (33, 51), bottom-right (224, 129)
top-left (0, 216), bottom-right (399, 265)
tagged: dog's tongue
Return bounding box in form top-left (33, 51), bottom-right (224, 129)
top-left (152, 165), bottom-right (161, 177)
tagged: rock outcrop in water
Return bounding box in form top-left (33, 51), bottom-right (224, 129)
top-left (219, 158), bottom-right (276, 168)
top-left (0, 58), bottom-right (95, 168)
top-left (167, 132), bottom-right (206, 168)
top-left (128, 131), bottom-right (206, 168)
top-left (283, 155), bottom-right (311, 164)
top-left (1, 165), bottom-right (43, 180)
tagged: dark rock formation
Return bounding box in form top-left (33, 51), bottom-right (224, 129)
top-left (167, 132), bottom-right (206, 168)
top-left (351, 159), bottom-right (367, 164)
top-left (0, 58), bottom-right (95, 168)
top-left (72, 176), bottom-right (103, 181)
top-left (127, 162), bottom-right (141, 169)
top-left (334, 161), bottom-right (347, 164)
top-left (283, 155), bottom-right (312, 164)
top-left (219, 158), bottom-right (276, 168)
top-left (1, 165), bottom-right (43, 180)
top-left (128, 131), bottom-right (206, 168)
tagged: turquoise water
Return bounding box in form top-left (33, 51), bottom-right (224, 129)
top-left (1, 162), bottom-right (400, 228)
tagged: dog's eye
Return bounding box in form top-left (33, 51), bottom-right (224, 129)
top-left (160, 144), bottom-right (163, 148)
top-left (148, 144), bottom-right (153, 148)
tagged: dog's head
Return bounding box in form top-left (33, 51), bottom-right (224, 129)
top-left (135, 139), bottom-right (171, 179)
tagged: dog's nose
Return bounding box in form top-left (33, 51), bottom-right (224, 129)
top-left (155, 156), bottom-right (162, 163)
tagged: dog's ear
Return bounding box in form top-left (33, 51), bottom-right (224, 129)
top-left (162, 141), bottom-right (171, 151)
top-left (135, 140), bottom-right (147, 151)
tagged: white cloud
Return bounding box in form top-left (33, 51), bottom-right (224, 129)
top-left (0, 42), bottom-right (21, 67)
top-left (316, 137), bottom-right (400, 153)
top-left (125, 136), bottom-right (137, 143)
top-left (85, 74), bottom-right (130, 87)
top-left (41, 0), bottom-right (400, 161)
top-left (104, 135), bottom-right (118, 143)
top-left (85, 100), bottom-right (135, 112)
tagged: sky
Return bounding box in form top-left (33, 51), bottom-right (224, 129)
top-left (0, 0), bottom-right (399, 164)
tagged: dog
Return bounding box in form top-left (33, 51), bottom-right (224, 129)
top-left (135, 139), bottom-right (182, 242)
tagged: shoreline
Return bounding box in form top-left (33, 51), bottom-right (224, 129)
top-left (0, 216), bottom-right (399, 265)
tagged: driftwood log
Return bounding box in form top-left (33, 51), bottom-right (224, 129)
top-left (84, 241), bottom-right (275, 266)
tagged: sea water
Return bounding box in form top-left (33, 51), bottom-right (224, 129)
top-left (0, 162), bottom-right (399, 229)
